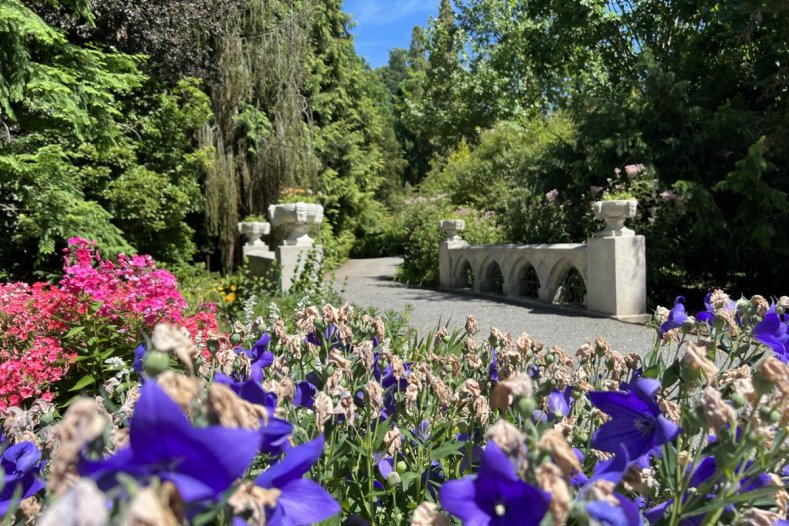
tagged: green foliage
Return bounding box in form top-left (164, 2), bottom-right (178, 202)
top-left (0, 1), bottom-right (214, 279)
top-left (397, 195), bottom-right (504, 287)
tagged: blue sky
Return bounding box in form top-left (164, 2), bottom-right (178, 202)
top-left (343, 0), bottom-right (440, 69)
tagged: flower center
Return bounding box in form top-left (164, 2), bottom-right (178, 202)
top-left (495, 503), bottom-right (506, 516)
top-left (634, 417), bottom-right (655, 435)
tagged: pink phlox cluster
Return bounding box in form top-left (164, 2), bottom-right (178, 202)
top-left (60, 237), bottom-right (188, 325)
top-left (0, 238), bottom-right (221, 410)
top-left (0, 283), bottom-right (73, 411)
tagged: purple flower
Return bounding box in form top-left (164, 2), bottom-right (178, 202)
top-left (546, 386), bottom-right (574, 420)
top-left (212, 376), bottom-right (291, 455)
top-left (132, 342), bottom-right (146, 375)
top-left (252, 436), bottom-right (341, 526)
top-left (753, 305), bottom-right (789, 362)
top-left (440, 442), bottom-right (550, 526)
top-left (294, 381), bottom-right (317, 408)
top-left (695, 292), bottom-right (736, 325)
top-left (660, 297), bottom-right (689, 335)
top-left (243, 334), bottom-right (274, 383)
top-left (79, 381), bottom-right (260, 502)
top-left (586, 494), bottom-right (643, 526)
top-left (589, 379), bottom-right (680, 459)
top-left (489, 348), bottom-right (499, 383)
top-left (0, 441), bottom-right (45, 515)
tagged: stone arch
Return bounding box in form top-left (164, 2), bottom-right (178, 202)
top-left (479, 257), bottom-right (505, 294)
top-left (546, 258), bottom-right (587, 307)
top-left (511, 258), bottom-right (543, 299)
top-left (453, 258), bottom-right (475, 289)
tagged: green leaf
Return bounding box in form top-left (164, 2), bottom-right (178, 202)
top-left (429, 441), bottom-right (465, 461)
top-left (68, 374), bottom-right (95, 391)
top-left (681, 486), bottom-right (779, 517)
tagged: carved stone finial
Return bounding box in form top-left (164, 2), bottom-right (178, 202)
top-left (592, 200), bottom-right (638, 237)
top-left (440, 219), bottom-right (466, 242)
top-left (268, 202), bottom-right (324, 246)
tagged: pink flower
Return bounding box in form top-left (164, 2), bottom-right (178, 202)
top-left (545, 189), bottom-right (559, 203)
top-left (624, 164), bottom-right (646, 179)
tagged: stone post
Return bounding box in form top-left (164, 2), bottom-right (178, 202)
top-left (586, 200), bottom-right (648, 322)
top-left (269, 202), bottom-right (323, 291)
top-left (238, 221), bottom-right (275, 277)
top-left (439, 219), bottom-right (468, 288)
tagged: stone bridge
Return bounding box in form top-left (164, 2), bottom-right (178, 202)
top-left (438, 200), bottom-right (649, 323)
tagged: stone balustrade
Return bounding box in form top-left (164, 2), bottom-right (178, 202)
top-left (438, 200), bottom-right (648, 323)
top-left (240, 202), bottom-right (323, 291)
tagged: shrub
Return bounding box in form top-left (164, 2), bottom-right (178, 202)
top-left (0, 238), bottom-right (219, 408)
top-left (397, 195), bottom-right (504, 287)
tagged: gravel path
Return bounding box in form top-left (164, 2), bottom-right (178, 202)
top-left (332, 257), bottom-right (656, 355)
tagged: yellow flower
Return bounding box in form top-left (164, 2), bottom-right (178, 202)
top-left (230, 284), bottom-right (237, 292)
top-left (224, 293), bottom-right (237, 303)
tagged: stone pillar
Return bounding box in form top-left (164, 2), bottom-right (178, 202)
top-left (438, 219), bottom-right (468, 288)
top-left (586, 200), bottom-right (648, 322)
top-left (269, 202), bottom-right (324, 291)
top-left (238, 221), bottom-right (275, 277)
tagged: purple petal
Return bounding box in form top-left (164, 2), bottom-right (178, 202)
top-left (653, 415), bottom-right (681, 446)
top-left (477, 442), bottom-right (518, 484)
top-left (588, 390), bottom-right (651, 420)
top-left (276, 478), bottom-right (341, 525)
top-left (256, 436), bottom-right (325, 489)
top-left (440, 477), bottom-right (490, 526)
top-left (129, 382), bottom-right (193, 465)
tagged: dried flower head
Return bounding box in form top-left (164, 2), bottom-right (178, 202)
top-left (741, 508), bottom-right (782, 526)
top-left (156, 371), bottom-right (201, 414)
top-left (491, 373), bottom-right (533, 412)
top-left (313, 392), bottom-right (334, 432)
top-left (37, 478), bottom-right (109, 526)
top-left (384, 425), bottom-right (403, 456)
top-left (365, 380), bottom-right (385, 417)
top-left (207, 382), bottom-right (269, 429)
top-left (152, 323), bottom-right (197, 375)
top-left (536, 463), bottom-right (570, 525)
top-left (537, 429), bottom-right (581, 477)
top-left (465, 315), bottom-right (478, 334)
top-left (473, 396), bottom-right (491, 426)
top-left (122, 482), bottom-right (183, 526)
top-left (484, 419), bottom-right (526, 457)
top-left (699, 387), bottom-right (737, 431)
top-left (373, 316), bottom-right (386, 342)
top-left (759, 357), bottom-right (789, 396)
top-left (47, 399), bottom-right (110, 494)
top-left (683, 341), bottom-right (719, 385)
top-left (750, 295), bottom-right (769, 317)
top-left (412, 501), bottom-right (451, 526)
top-left (229, 482), bottom-right (281, 526)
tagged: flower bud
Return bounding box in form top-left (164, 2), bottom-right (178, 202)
top-left (144, 351), bottom-right (170, 376)
top-left (396, 461), bottom-right (408, 473)
top-left (386, 471), bottom-right (401, 487)
top-left (230, 333), bottom-right (242, 345)
top-left (516, 397), bottom-right (536, 417)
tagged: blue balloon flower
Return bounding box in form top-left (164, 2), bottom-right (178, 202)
top-left (0, 441), bottom-right (45, 515)
top-left (440, 442), bottom-right (551, 526)
top-left (753, 305), bottom-right (789, 362)
top-left (589, 378), bottom-right (680, 459)
top-left (79, 381), bottom-right (261, 502)
top-left (252, 436), bottom-right (341, 526)
top-left (660, 296), bottom-right (689, 335)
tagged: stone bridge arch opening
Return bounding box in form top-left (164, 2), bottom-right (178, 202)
top-left (454, 259), bottom-right (475, 290)
top-left (480, 259), bottom-right (505, 295)
top-left (516, 261), bottom-right (541, 299)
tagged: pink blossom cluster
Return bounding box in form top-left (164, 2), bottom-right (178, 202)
top-left (0, 238), bottom-right (221, 410)
top-left (0, 283), bottom-right (74, 410)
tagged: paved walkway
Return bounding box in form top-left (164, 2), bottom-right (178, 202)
top-left (332, 257), bottom-right (656, 355)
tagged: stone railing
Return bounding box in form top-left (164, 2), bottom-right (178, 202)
top-left (438, 199), bottom-right (648, 323)
top-left (238, 202), bottom-right (323, 291)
